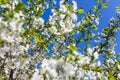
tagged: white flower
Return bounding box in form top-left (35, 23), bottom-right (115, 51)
top-left (76, 68), bottom-right (85, 79)
top-left (91, 76), bottom-right (96, 80)
top-left (41, 59), bottom-right (49, 69)
top-left (91, 14), bottom-right (95, 20)
top-left (14, 60), bottom-right (20, 69)
top-left (110, 17), bottom-right (115, 21)
top-left (1, 46), bottom-right (10, 52)
top-left (118, 65), bottom-right (120, 70)
top-left (84, 76), bottom-right (89, 80)
top-left (51, 9), bottom-right (57, 16)
top-left (49, 16), bottom-right (56, 25)
top-left (118, 73), bottom-right (120, 78)
top-left (85, 56), bottom-right (91, 64)
top-left (0, 51), bottom-right (5, 58)
top-left (59, 4), bottom-right (66, 12)
top-left (63, 63), bottom-right (76, 76)
top-left (70, 13), bottom-right (77, 21)
top-left (116, 6), bottom-right (120, 14)
top-left (72, 0), bottom-right (77, 11)
top-left (95, 18), bottom-right (99, 25)
top-left (1, 4), bottom-right (10, 8)
top-left (0, 18), bottom-right (8, 27)
top-left (79, 56), bottom-right (91, 64)
top-left (97, 72), bottom-right (102, 78)
top-left (88, 71), bottom-right (96, 79)
top-left (41, 59), bottom-right (58, 74)
top-left (94, 52), bottom-right (99, 59)
top-left (34, 17), bottom-right (44, 25)
top-left (60, 0), bottom-right (65, 5)
top-left (46, 67), bottom-right (57, 78)
top-left (73, 51), bottom-right (80, 55)
top-left (106, 58), bottom-right (115, 64)
top-left (41, 59), bottom-right (58, 78)
top-left (9, 20), bottom-right (17, 30)
top-left (8, 19), bottom-right (22, 32)
top-left (60, 20), bottom-right (65, 27)
top-left (97, 60), bottom-right (101, 66)
top-left (62, 27), bottom-right (72, 33)
top-left (48, 58), bottom-right (57, 67)
top-left (58, 58), bottom-right (64, 65)
top-left (87, 47), bottom-right (93, 55)
top-left (31, 71), bottom-right (42, 80)
top-left (14, 11), bottom-right (23, 19)
top-left (50, 26), bottom-right (60, 35)
top-left (1, 32), bottom-right (14, 43)
top-left (59, 14), bottom-right (65, 19)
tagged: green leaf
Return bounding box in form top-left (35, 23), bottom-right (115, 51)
top-left (109, 75), bottom-right (115, 80)
top-left (15, 2), bottom-right (24, 12)
top-left (103, 28), bottom-right (109, 33)
top-left (0, 38), bottom-right (4, 46)
top-left (91, 24), bottom-right (98, 30)
top-left (44, 45), bottom-right (48, 50)
top-left (75, 55), bottom-right (81, 61)
top-left (93, 6), bottom-right (98, 12)
top-left (0, 75), bottom-right (3, 80)
top-left (69, 4), bottom-right (73, 12)
top-left (22, 54), bottom-right (28, 58)
top-left (102, 2), bottom-right (108, 8)
top-left (97, 0), bottom-right (101, 3)
top-left (96, 67), bottom-right (102, 71)
top-left (108, 72), bottom-right (115, 80)
top-left (8, 10), bottom-right (14, 18)
top-left (67, 54), bottom-right (73, 60)
top-left (0, 0), bottom-right (7, 4)
top-left (76, 8), bottom-right (84, 14)
top-left (69, 44), bottom-right (77, 51)
top-left (34, 36), bottom-right (44, 43)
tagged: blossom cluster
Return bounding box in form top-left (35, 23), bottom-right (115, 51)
top-left (0, 0), bottom-right (120, 80)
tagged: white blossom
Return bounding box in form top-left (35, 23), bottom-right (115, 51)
top-left (118, 73), bottom-right (120, 78)
top-left (31, 71), bottom-right (42, 80)
top-left (59, 14), bottom-right (66, 19)
top-left (63, 63), bottom-right (76, 76)
top-left (87, 47), bottom-right (93, 55)
top-left (118, 65), bottom-right (120, 70)
top-left (59, 4), bottom-right (66, 13)
top-left (34, 17), bottom-right (44, 25)
top-left (70, 13), bottom-right (77, 21)
top-left (95, 18), bottom-right (99, 25)
top-left (94, 52), bottom-right (99, 59)
top-left (72, 0), bottom-right (77, 11)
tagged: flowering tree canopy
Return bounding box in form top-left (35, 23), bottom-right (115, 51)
top-left (0, 0), bottom-right (120, 80)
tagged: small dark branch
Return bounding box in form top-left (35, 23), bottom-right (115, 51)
top-left (9, 69), bottom-right (14, 80)
top-left (0, 56), bottom-right (7, 74)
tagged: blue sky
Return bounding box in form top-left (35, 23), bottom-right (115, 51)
top-left (96, 0), bottom-right (120, 53)
top-left (76, 0), bottom-right (120, 53)
top-left (21, 0), bottom-right (120, 53)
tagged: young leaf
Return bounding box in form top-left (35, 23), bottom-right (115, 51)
top-left (34, 36), bottom-right (44, 43)
top-left (15, 2), bottom-right (24, 12)
top-left (76, 8), bottom-right (84, 14)
top-left (69, 44), bottom-right (77, 51)
top-left (91, 24), bottom-right (98, 30)
top-left (0, 0), bottom-right (7, 4)
top-left (116, 5), bottom-right (120, 13)
top-left (75, 55), bottom-right (81, 61)
top-left (0, 75), bottom-right (3, 80)
top-left (109, 75), bottom-right (115, 80)
top-left (67, 54), bottom-right (73, 60)
top-left (102, 2), bottom-right (108, 8)
top-left (97, 0), bottom-right (101, 3)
